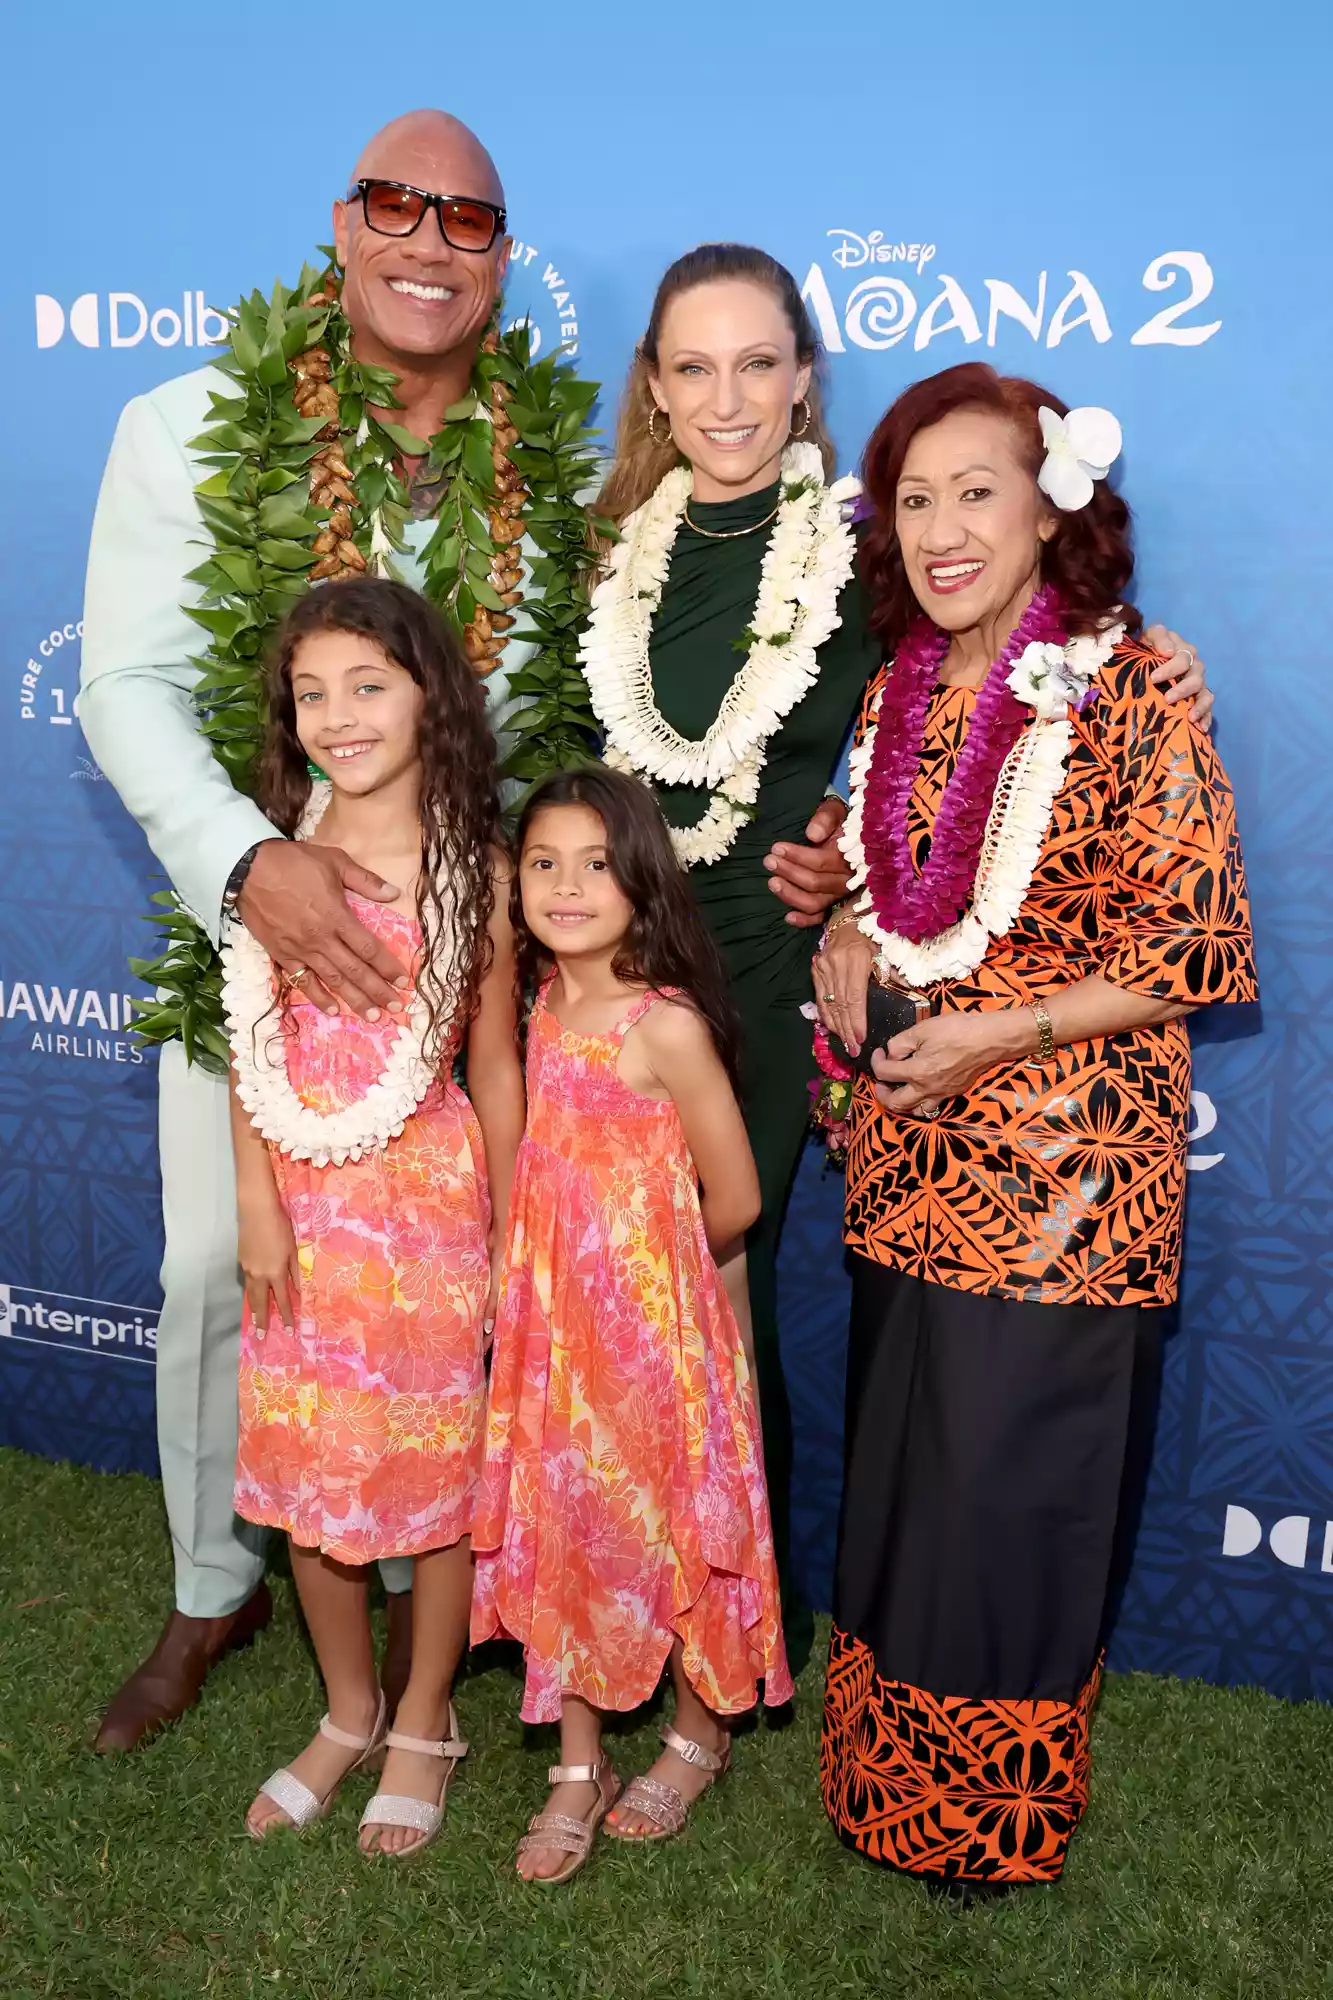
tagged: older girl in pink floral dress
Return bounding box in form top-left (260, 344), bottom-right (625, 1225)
top-left (226, 581), bottom-right (523, 1860)
top-left (233, 896), bottom-right (491, 1564)
top-left (472, 767), bottom-right (790, 1887)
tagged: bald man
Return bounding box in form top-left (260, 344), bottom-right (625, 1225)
top-left (79, 111), bottom-right (527, 1753)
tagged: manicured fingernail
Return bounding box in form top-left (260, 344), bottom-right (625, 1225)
top-left (395, 975), bottom-right (410, 989)
top-left (366, 1007), bottom-right (382, 1023)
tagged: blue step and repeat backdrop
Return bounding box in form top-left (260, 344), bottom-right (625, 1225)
top-left (2, 3), bottom-right (1330, 1699)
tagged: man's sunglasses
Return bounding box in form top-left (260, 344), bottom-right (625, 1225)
top-left (346, 178), bottom-right (507, 253)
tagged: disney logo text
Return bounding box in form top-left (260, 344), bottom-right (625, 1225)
top-left (829, 230), bottom-right (936, 274)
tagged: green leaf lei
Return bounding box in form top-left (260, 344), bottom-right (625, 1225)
top-left (130, 262), bottom-right (604, 1075)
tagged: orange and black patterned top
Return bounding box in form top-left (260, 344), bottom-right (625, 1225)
top-left (843, 641), bottom-right (1257, 1306)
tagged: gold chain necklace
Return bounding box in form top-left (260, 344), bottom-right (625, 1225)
top-left (682, 497), bottom-right (782, 540)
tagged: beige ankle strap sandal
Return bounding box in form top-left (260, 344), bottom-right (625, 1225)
top-left (516, 1754), bottom-right (621, 1886)
top-left (606, 1723), bottom-right (732, 1842)
top-left (358, 1706), bottom-right (468, 1861)
top-left (249, 1693), bottom-right (388, 1836)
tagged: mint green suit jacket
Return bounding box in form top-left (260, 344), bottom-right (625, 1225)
top-left (80, 363), bottom-right (534, 942)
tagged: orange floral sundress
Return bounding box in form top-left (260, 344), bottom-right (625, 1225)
top-left (471, 984), bottom-right (792, 1721)
top-left (234, 898), bottom-right (490, 1565)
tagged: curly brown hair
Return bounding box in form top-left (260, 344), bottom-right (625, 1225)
top-left (259, 578), bottom-right (500, 1068)
top-left (859, 362), bottom-right (1141, 652)
top-left (510, 765), bottom-right (743, 1095)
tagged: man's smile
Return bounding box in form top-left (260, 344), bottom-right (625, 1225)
top-left (386, 278), bottom-right (456, 303)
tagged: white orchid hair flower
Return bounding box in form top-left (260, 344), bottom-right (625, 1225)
top-left (1036, 405), bottom-right (1123, 512)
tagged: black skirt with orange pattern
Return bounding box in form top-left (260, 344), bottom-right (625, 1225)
top-left (821, 1256), bottom-right (1163, 1886)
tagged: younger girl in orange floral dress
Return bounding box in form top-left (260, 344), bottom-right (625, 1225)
top-left (225, 580), bottom-right (523, 1859)
top-left (471, 766), bottom-right (791, 1885)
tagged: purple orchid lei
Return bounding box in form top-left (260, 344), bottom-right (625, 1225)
top-left (863, 585), bottom-right (1068, 942)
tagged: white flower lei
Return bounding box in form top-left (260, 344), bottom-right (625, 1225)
top-left (221, 782), bottom-right (455, 1168)
top-left (580, 441), bottom-right (860, 867)
top-left (841, 625), bottom-right (1123, 985)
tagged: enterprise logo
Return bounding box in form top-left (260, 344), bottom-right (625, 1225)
top-left (35, 290), bottom-right (228, 350)
top-left (0, 1283), bottom-right (158, 1365)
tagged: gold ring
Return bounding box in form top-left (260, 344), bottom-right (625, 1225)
top-left (917, 1100), bottom-right (942, 1120)
top-left (823, 992), bottom-right (837, 1003)
top-left (287, 966), bottom-right (308, 984)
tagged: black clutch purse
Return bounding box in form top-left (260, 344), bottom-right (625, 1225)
top-left (828, 981), bottom-right (928, 1079)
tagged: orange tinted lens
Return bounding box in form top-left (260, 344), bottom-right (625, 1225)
top-left (363, 183), bottom-right (427, 235)
top-left (441, 200), bottom-right (496, 250)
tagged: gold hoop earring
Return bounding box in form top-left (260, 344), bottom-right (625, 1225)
top-left (648, 408), bottom-right (672, 446)
top-left (790, 398), bottom-right (811, 440)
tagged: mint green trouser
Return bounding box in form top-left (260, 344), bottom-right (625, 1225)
top-left (156, 1042), bottom-right (413, 1617)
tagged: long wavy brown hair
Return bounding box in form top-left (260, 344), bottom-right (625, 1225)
top-left (859, 362), bottom-right (1142, 652)
top-left (259, 578), bottom-right (500, 1067)
top-left (510, 765), bottom-right (744, 1094)
top-left (593, 243), bottom-right (838, 546)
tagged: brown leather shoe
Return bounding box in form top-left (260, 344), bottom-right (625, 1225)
top-left (92, 1581), bottom-right (273, 1754)
top-left (381, 1588), bottom-right (414, 1721)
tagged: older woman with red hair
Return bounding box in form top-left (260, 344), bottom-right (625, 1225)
top-left (814, 363), bottom-right (1256, 1900)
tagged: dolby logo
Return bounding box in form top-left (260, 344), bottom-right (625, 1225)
top-left (1221, 1504), bottom-right (1333, 1573)
top-left (35, 291), bottom-right (228, 351)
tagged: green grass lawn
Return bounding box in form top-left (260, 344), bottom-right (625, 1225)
top-left (2, 1448), bottom-right (1331, 2000)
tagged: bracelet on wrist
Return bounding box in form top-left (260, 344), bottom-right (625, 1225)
top-left (819, 906), bottom-right (865, 956)
top-left (1030, 997), bottom-right (1055, 1063)
top-left (222, 841), bottom-right (266, 918)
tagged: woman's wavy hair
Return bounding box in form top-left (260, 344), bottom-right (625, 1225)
top-left (593, 243), bottom-right (837, 544)
top-left (858, 362), bottom-right (1141, 651)
top-left (511, 765), bottom-right (743, 1094)
top-left (259, 577), bottom-right (500, 1068)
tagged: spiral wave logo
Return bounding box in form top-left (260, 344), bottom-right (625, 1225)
top-left (843, 276), bottom-right (920, 350)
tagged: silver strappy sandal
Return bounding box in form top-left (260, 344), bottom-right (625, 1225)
top-left (358, 1705), bottom-right (467, 1860)
top-left (605, 1723), bottom-right (731, 1841)
top-left (247, 1691), bottom-right (388, 1837)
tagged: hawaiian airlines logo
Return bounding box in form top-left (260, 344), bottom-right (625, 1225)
top-left (804, 229), bottom-right (1221, 356)
top-left (35, 291), bottom-right (228, 351)
top-left (0, 1282), bottom-right (158, 1362)
top-left (0, 977), bottom-right (147, 1064)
